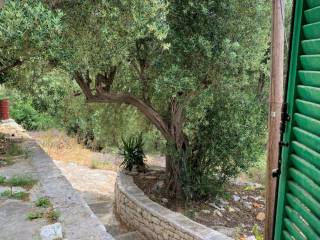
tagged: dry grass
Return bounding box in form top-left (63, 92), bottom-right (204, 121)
top-left (89, 159), bottom-right (118, 171)
top-left (31, 129), bottom-right (164, 171)
top-left (31, 130), bottom-right (118, 171)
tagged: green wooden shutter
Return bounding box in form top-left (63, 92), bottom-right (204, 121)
top-left (275, 0), bottom-right (320, 239)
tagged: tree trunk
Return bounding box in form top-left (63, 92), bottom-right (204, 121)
top-left (74, 71), bottom-right (187, 197)
top-left (165, 98), bottom-right (188, 198)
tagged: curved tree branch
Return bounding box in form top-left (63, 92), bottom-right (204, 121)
top-left (74, 71), bottom-right (173, 143)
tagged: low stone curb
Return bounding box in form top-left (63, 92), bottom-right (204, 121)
top-left (115, 172), bottom-right (233, 240)
top-left (27, 140), bottom-right (114, 240)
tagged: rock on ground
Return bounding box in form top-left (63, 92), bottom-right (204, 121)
top-left (40, 223), bottom-right (63, 240)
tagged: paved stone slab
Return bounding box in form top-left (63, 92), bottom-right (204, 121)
top-left (28, 140), bottom-right (114, 240)
top-left (53, 160), bottom-right (132, 238)
top-left (0, 200), bottom-right (48, 240)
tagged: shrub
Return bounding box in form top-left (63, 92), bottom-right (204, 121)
top-left (6, 143), bottom-right (23, 156)
top-left (35, 197), bottom-right (52, 208)
top-left (119, 134), bottom-right (146, 171)
top-left (45, 209), bottom-right (60, 223)
top-left (0, 176), bottom-right (6, 184)
top-left (174, 90), bottom-right (266, 200)
top-left (252, 224), bottom-right (263, 240)
top-left (7, 175), bottom-right (37, 189)
top-left (27, 211), bottom-right (43, 221)
top-left (11, 99), bottom-right (55, 130)
top-left (0, 190), bottom-right (29, 200)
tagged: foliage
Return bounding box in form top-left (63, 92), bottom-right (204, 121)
top-left (45, 209), bottom-right (60, 223)
top-left (27, 211), bottom-right (43, 221)
top-left (0, 175), bottom-right (6, 184)
top-left (35, 197), bottom-right (52, 208)
top-left (0, 0), bottom-right (272, 198)
top-left (171, 88), bottom-right (266, 200)
top-left (120, 134), bottom-right (146, 171)
top-left (0, 190), bottom-right (29, 200)
top-left (193, 92), bottom-right (266, 180)
top-left (6, 142), bottom-right (23, 156)
top-left (6, 175), bottom-right (37, 189)
top-left (0, 0), bottom-right (63, 76)
top-left (246, 155), bottom-right (267, 185)
top-left (0, 87), bottom-right (56, 130)
top-left (11, 69), bottom-right (73, 117)
top-left (93, 105), bottom-right (159, 150)
top-left (170, 148), bottom-right (223, 200)
top-left (0, 1), bottom-right (65, 129)
top-left (9, 92), bottom-right (56, 130)
top-left (252, 224), bottom-right (264, 240)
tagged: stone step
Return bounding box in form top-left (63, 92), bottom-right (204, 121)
top-left (104, 224), bottom-right (122, 236)
top-left (115, 231), bottom-right (144, 240)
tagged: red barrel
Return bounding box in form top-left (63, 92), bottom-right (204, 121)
top-left (0, 99), bottom-right (9, 120)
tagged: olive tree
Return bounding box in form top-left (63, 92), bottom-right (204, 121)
top-left (1, 0), bottom-right (271, 197)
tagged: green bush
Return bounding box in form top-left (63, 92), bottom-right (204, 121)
top-left (45, 209), bottom-right (60, 223)
top-left (7, 175), bottom-right (37, 189)
top-left (0, 75), bottom-right (62, 131)
top-left (11, 99), bottom-right (55, 130)
top-left (6, 143), bottom-right (23, 156)
top-left (0, 190), bottom-right (29, 200)
top-left (119, 134), bottom-right (146, 171)
top-left (173, 90), bottom-right (267, 200)
top-left (0, 176), bottom-right (6, 184)
top-left (27, 211), bottom-right (43, 221)
top-left (35, 197), bottom-right (52, 208)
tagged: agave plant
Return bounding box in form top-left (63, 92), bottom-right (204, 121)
top-left (119, 133), bottom-right (146, 172)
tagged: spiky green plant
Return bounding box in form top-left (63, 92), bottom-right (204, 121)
top-left (119, 134), bottom-right (146, 171)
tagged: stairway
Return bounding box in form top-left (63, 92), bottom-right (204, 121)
top-left (88, 201), bottom-right (144, 240)
top-left (41, 143), bottom-right (144, 240)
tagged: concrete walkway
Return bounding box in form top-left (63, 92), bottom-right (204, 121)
top-left (0, 120), bottom-right (114, 240)
top-left (53, 160), bottom-right (144, 239)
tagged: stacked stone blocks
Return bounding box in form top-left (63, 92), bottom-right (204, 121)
top-left (115, 172), bottom-right (232, 240)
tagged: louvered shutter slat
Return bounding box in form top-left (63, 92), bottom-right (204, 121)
top-left (275, 0), bottom-right (320, 239)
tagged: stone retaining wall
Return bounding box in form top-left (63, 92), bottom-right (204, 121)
top-left (115, 172), bottom-right (232, 240)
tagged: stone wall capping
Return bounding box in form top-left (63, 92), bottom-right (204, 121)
top-left (115, 171), bottom-right (233, 240)
top-left (28, 140), bottom-right (114, 240)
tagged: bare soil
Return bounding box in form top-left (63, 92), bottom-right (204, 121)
top-left (133, 167), bottom-right (265, 239)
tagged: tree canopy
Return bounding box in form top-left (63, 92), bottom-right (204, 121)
top-left (0, 0), bottom-right (271, 198)
top-left (0, 1), bottom-right (62, 76)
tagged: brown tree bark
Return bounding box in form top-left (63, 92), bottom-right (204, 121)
top-left (74, 70), bottom-right (187, 196)
top-left (74, 71), bottom-right (174, 143)
top-left (164, 98), bottom-right (189, 198)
